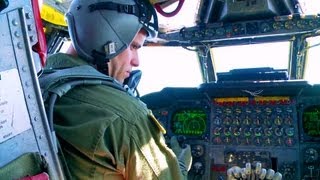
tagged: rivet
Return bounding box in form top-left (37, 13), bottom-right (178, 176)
top-left (30, 36), bottom-right (35, 42)
top-left (12, 19), bottom-right (18, 26)
top-left (22, 66), bottom-right (27, 72)
top-left (28, 24), bottom-right (33, 31)
top-left (25, 12), bottom-right (33, 19)
top-left (17, 42), bottom-right (23, 49)
top-left (14, 31), bottom-right (20, 38)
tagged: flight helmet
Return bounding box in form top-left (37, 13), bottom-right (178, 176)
top-left (66, 0), bottom-right (158, 72)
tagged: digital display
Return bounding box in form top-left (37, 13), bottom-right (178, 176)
top-left (303, 105), bottom-right (320, 137)
top-left (171, 109), bottom-right (207, 136)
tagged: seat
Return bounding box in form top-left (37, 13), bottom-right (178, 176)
top-left (0, 0), bottom-right (64, 179)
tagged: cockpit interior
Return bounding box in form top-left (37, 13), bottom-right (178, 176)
top-left (1, 0), bottom-right (320, 179)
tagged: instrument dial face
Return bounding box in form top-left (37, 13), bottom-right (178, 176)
top-left (304, 148), bottom-right (319, 163)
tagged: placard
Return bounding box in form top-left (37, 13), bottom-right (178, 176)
top-left (0, 68), bottom-right (31, 143)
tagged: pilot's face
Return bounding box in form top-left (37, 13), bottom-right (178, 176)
top-left (108, 29), bottom-right (147, 84)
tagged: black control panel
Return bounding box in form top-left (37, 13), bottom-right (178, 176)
top-left (158, 15), bottom-right (320, 46)
top-left (141, 81), bottom-right (320, 180)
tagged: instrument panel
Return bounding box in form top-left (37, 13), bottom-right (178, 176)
top-left (157, 15), bottom-right (320, 47)
top-left (141, 82), bottom-right (320, 180)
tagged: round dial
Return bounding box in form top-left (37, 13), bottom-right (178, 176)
top-left (304, 148), bottom-right (319, 163)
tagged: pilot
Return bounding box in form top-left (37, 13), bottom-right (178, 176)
top-left (43, 0), bottom-right (192, 179)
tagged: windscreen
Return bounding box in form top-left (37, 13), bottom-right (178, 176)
top-left (212, 42), bottom-right (290, 73)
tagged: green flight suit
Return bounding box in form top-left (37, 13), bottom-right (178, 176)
top-left (45, 53), bottom-right (185, 180)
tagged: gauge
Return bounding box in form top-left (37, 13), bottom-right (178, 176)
top-left (213, 127), bottom-right (222, 136)
top-left (275, 137), bottom-right (283, 146)
top-left (304, 148), bottom-right (319, 163)
top-left (285, 127), bottom-right (295, 136)
top-left (279, 163), bottom-right (295, 179)
top-left (245, 107), bottom-right (252, 114)
top-left (224, 108), bottom-right (232, 114)
top-left (264, 107), bottom-right (272, 114)
top-left (284, 21), bottom-right (295, 30)
top-left (215, 108), bottom-right (223, 114)
top-left (274, 127), bottom-right (284, 137)
top-left (254, 137), bottom-right (262, 146)
top-left (254, 127), bottom-right (262, 137)
top-left (233, 117), bottom-right (241, 126)
top-left (285, 107), bottom-right (293, 113)
top-left (273, 21), bottom-right (284, 30)
top-left (225, 26), bottom-right (233, 37)
top-left (275, 107), bottom-right (283, 113)
top-left (243, 116), bottom-right (251, 125)
top-left (264, 116), bottom-right (272, 126)
top-left (308, 20), bottom-right (318, 28)
top-left (224, 127), bottom-right (232, 136)
top-left (232, 23), bottom-right (245, 35)
top-left (260, 22), bottom-right (272, 33)
top-left (192, 145), bottom-right (205, 157)
top-left (284, 116), bottom-right (293, 125)
top-left (215, 27), bottom-right (225, 36)
top-left (255, 108), bottom-right (262, 114)
top-left (243, 127), bottom-right (252, 137)
top-left (233, 127), bottom-right (241, 136)
top-left (274, 116), bottom-right (283, 125)
top-left (297, 20), bottom-right (308, 29)
top-left (264, 127), bottom-right (273, 136)
top-left (213, 137), bottom-right (222, 144)
top-left (213, 117), bottom-right (222, 125)
top-left (235, 108), bottom-right (242, 114)
top-left (246, 22), bottom-right (259, 34)
top-left (223, 116), bottom-right (232, 125)
top-left (264, 137), bottom-right (272, 146)
top-left (285, 137), bottom-right (294, 146)
top-left (253, 118), bottom-right (261, 126)
top-left (204, 29), bottom-right (215, 37)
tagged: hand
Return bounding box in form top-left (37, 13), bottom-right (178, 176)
top-left (170, 136), bottom-right (193, 175)
top-left (227, 162), bottom-right (282, 180)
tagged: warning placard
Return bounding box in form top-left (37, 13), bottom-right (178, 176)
top-left (0, 68), bottom-right (31, 143)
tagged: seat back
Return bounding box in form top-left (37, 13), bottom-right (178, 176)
top-left (0, 0), bottom-right (64, 179)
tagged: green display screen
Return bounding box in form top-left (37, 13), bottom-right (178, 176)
top-left (303, 106), bottom-right (320, 137)
top-left (171, 109), bottom-right (207, 136)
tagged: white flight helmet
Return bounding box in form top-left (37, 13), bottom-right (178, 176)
top-left (66, 0), bottom-right (158, 72)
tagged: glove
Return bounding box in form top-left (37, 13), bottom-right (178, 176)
top-left (227, 162), bottom-right (282, 180)
top-left (170, 136), bottom-right (193, 176)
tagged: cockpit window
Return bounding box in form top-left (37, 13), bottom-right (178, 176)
top-left (156, 0), bottom-right (200, 30)
top-left (211, 42), bottom-right (290, 73)
top-left (304, 36), bottom-right (320, 84)
top-left (299, 0), bottom-right (320, 14)
top-left (137, 46), bottom-right (203, 95)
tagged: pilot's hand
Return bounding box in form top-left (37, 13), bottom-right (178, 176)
top-left (227, 162), bottom-right (282, 180)
top-left (170, 136), bottom-right (193, 175)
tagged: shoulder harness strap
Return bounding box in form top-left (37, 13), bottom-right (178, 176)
top-left (40, 65), bottom-right (125, 101)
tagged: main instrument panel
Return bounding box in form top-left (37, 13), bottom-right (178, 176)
top-left (141, 81), bottom-right (320, 180)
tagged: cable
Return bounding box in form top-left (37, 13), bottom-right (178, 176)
top-left (154, 0), bottom-right (185, 17)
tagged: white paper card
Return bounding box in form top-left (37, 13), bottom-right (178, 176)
top-left (0, 68), bottom-right (31, 143)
